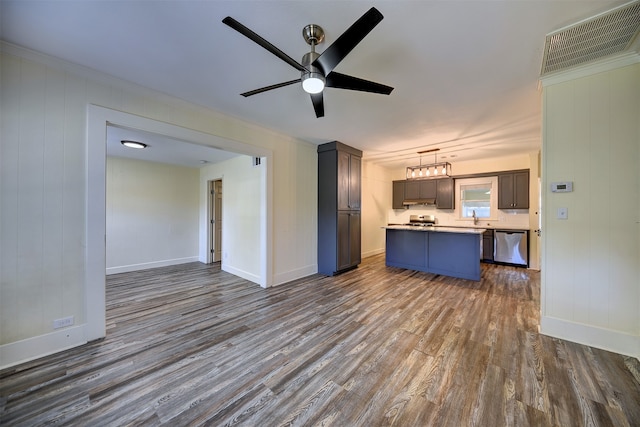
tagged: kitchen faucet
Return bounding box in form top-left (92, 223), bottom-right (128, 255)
top-left (472, 209), bottom-right (478, 225)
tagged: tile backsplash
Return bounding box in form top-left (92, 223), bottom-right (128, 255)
top-left (388, 205), bottom-right (531, 229)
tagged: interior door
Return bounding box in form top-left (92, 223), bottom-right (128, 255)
top-left (213, 180), bottom-right (222, 262)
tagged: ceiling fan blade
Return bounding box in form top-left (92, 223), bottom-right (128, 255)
top-left (325, 72), bottom-right (393, 95)
top-left (311, 93), bottom-right (324, 118)
top-left (240, 79), bottom-right (301, 97)
top-left (222, 16), bottom-right (307, 72)
top-left (312, 7), bottom-right (384, 75)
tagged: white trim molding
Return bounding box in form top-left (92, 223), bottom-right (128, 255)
top-left (106, 257), bottom-right (201, 275)
top-left (272, 264), bottom-right (318, 287)
top-left (0, 326), bottom-right (87, 371)
top-left (541, 316), bottom-right (640, 360)
top-left (539, 51), bottom-right (640, 87)
top-left (86, 104), bottom-right (274, 340)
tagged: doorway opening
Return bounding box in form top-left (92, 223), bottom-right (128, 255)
top-left (208, 179), bottom-right (223, 263)
top-left (87, 105), bottom-right (273, 343)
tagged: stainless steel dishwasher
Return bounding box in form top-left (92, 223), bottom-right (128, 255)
top-left (494, 230), bottom-right (528, 266)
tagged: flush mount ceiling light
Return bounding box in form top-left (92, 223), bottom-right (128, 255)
top-left (121, 140), bottom-right (148, 149)
top-left (406, 148), bottom-right (452, 180)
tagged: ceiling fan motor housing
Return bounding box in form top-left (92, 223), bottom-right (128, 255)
top-left (301, 51), bottom-right (325, 93)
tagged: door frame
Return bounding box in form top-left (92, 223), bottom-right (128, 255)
top-left (207, 179), bottom-right (223, 263)
top-left (87, 105), bottom-right (273, 341)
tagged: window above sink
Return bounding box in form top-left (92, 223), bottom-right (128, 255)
top-left (457, 177), bottom-right (498, 221)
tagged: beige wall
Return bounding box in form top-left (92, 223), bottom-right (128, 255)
top-left (199, 156), bottom-right (263, 284)
top-left (541, 60), bottom-right (640, 358)
top-left (106, 157), bottom-right (200, 274)
top-left (361, 160), bottom-right (394, 258)
top-left (0, 45), bottom-right (317, 367)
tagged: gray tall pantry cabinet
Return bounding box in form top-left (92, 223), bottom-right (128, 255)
top-left (318, 141), bottom-right (362, 276)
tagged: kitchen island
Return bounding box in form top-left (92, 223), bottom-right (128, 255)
top-left (383, 225), bottom-right (486, 281)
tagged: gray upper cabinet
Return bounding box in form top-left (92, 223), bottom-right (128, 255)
top-left (403, 180), bottom-right (419, 200)
top-left (436, 178), bottom-right (454, 209)
top-left (393, 178), bottom-right (453, 208)
top-left (318, 141), bottom-right (362, 276)
top-left (338, 150), bottom-right (361, 210)
top-left (498, 171), bottom-right (529, 209)
top-left (392, 180), bottom-right (406, 209)
top-left (404, 179), bottom-right (437, 202)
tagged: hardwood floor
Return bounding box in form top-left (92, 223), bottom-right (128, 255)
top-left (1, 255), bottom-right (639, 426)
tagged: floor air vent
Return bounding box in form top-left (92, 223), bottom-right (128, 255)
top-left (540, 1), bottom-right (640, 75)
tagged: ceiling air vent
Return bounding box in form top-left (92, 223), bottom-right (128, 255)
top-left (540, 1), bottom-right (640, 76)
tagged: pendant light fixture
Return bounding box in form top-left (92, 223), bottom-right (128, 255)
top-left (406, 148), bottom-right (451, 180)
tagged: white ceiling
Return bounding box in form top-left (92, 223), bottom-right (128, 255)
top-left (1, 0), bottom-right (633, 169)
top-left (107, 125), bottom-right (241, 168)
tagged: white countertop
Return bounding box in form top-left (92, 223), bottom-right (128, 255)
top-left (383, 225), bottom-right (486, 234)
top-left (387, 224), bottom-right (529, 231)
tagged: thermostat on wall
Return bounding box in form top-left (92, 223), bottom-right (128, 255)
top-left (550, 181), bottom-right (573, 192)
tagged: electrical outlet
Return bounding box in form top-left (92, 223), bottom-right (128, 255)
top-left (53, 316), bottom-right (74, 329)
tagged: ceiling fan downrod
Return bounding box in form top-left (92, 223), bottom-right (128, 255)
top-left (301, 24), bottom-right (326, 94)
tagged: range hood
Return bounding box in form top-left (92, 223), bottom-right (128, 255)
top-left (403, 198), bottom-right (436, 206)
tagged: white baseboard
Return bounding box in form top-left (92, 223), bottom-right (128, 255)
top-left (540, 316), bottom-right (640, 359)
top-left (106, 256), bottom-right (199, 275)
top-left (362, 248), bottom-right (385, 259)
top-left (222, 264), bottom-right (262, 287)
top-left (272, 264), bottom-right (317, 287)
top-left (0, 325), bottom-right (87, 370)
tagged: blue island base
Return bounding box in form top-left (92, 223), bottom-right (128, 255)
top-left (385, 228), bottom-right (482, 281)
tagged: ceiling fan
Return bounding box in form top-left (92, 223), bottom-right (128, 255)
top-left (222, 7), bottom-right (394, 118)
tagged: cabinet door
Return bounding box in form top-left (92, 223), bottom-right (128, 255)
top-left (513, 171), bottom-right (529, 209)
top-left (349, 212), bottom-right (361, 267)
top-left (419, 180), bottom-right (437, 199)
top-left (337, 151), bottom-right (361, 210)
top-left (436, 178), bottom-right (454, 209)
top-left (337, 212), bottom-right (351, 270)
top-left (498, 174), bottom-right (514, 209)
top-left (404, 180), bottom-right (420, 200)
top-left (349, 155), bottom-right (361, 210)
top-left (392, 181), bottom-right (406, 209)
top-left (482, 230), bottom-right (494, 261)
top-left (337, 212), bottom-right (360, 270)
top-left (337, 151), bottom-right (351, 210)
top-left (498, 172), bottom-right (529, 209)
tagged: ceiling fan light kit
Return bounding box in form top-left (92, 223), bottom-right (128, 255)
top-left (301, 73), bottom-right (325, 94)
top-left (222, 7), bottom-right (394, 118)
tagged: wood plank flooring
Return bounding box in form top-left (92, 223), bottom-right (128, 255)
top-left (1, 255), bottom-right (639, 426)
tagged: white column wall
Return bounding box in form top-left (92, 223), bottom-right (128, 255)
top-left (541, 61), bottom-right (640, 359)
top-left (361, 160), bottom-right (394, 258)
